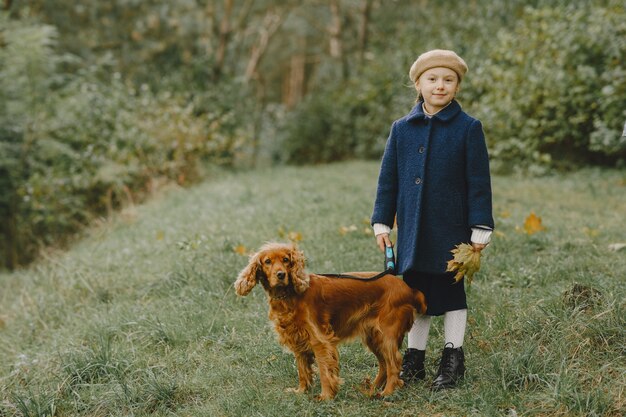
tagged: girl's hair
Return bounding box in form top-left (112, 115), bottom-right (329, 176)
top-left (404, 78), bottom-right (423, 103)
top-left (415, 90), bottom-right (423, 104)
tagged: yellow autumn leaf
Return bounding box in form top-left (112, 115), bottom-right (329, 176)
top-left (339, 225), bottom-right (358, 235)
top-left (445, 243), bottom-right (482, 285)
top-left (287, 231), bottom-right (302, 242)
top-left (523, 212), bottom-right (546, 235)
top-left (155, 230), bottom-right (165, 241)
top-left (582, 227), bottom-right (599, 238)
top-left (233, 245), bottom-right (247, 256)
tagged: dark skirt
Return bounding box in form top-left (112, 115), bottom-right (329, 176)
top-left (403, 270), bottom-right (467, 316)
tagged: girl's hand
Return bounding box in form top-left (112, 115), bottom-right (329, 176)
top-left (376, 233), bottom-right (393, 252)
top-left (472, 242), bottom-right (487, 251)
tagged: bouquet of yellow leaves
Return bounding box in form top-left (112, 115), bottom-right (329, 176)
top-left (446, 243), bottom-right (481, 285)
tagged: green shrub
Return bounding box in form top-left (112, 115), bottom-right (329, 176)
top-left (277, 62), bottom-right (399, 164)
top-left (0, 15), bottom-right (247, 269)
top-left (472, 2), bottom-right (626, 173)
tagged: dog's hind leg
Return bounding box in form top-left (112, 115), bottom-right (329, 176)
top-left (363, 328), bottom-right (387, 396)
top-left (379, 311), bottom-right (413, 396)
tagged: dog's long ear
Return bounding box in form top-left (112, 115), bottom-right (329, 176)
top-left (235, 251), bottom-right (263, 296)
top-left (289, 245), bottom-right (309, 294)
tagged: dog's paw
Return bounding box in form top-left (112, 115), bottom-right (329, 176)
top-left (314, 393), bottom-right (334, 401)
top-left (285, 387), bottom-right (306, 394)
top-left (357, 379), bottom-right (373, 397)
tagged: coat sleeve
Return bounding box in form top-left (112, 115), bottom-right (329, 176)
top-left (465, 120), bottom-right (495, 229)
top-left (371, 122), bottom-right (399, 228)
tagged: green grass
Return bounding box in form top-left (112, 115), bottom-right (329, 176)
top-left (1, 161), bottom-right (625, 416)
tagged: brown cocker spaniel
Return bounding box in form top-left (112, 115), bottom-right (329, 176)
top-left (234, 242), bottom-right (427, 400)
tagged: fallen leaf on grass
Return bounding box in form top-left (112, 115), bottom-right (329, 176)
top-left (608, 243), bottom-right (626, 252)
top-left (278, 227), bottom-right (303, 242)
top-left (582, 227), bottom-right (600, 238)
top-left (233, 245), bottom-right (247, 256)
top-left (523, 212), bottom-right (546, 235)
top-left (287, 231), bottom-right (302, 242)
top-left (339, 225), bottom-right (357, 235)
top-left (446, 243), bottom-right (481, 284)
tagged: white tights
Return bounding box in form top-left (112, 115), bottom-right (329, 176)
top-left (407, 308), bottom-right (467, 350)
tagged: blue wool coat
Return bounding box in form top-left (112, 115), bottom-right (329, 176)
top-left (371, 100), bottom-right (494, 275)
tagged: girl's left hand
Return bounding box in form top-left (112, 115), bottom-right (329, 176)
top-left (472, 242), bottom-right (487, 251)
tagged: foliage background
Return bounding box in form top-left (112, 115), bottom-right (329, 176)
top-left (1, 0), bottom-right (625, 268)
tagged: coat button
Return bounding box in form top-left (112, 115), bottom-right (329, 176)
top-left (418, 146), bottom-right (425, 153)
top-left (415, 177), bottom-right (422, 185)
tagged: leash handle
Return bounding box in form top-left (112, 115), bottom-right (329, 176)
top-left (385, 245), bottom-right (395, 272)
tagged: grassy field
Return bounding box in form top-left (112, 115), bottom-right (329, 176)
top-left (1, 161), bottom-right (625, 417)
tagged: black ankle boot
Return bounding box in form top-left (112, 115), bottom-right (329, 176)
top-left (431, 343), bottom-right (465, 390)
top-left (400, 348), bottom-right (425, 383)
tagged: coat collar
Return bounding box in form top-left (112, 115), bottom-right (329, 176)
top-left (406, 99), bottom-right (462, 123)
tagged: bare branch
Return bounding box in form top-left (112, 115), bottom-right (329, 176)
top-left (244, 10), bottom-right (285, 83)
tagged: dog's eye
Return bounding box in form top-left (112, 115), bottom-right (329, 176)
top-left (264, 258), bottom-right (271, 264)
top-left (283, 257), bottom-right (290, 263)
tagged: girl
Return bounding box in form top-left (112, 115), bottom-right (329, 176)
top-left (371, 49), bottom-right (494, 390)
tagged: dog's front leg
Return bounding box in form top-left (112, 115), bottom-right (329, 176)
top-left (286, 351), bottom-right (314, 394)
top-left (312, 342), bottom-right (341, 400)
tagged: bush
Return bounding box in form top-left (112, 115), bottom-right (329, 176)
top-left (471, 2), bottom-right (626, 173)
top-left (0, 15), bottom-right (247, 269)
top-left (277, 61), bottom-right (401, 164)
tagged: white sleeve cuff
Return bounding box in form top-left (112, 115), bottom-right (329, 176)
top-left (471, 227), bottom-right (492, 245)
top-left (373, 223), bottom-right (392, 236)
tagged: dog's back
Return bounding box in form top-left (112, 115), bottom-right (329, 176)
top-left (302, 274), bottom-right (426, 341)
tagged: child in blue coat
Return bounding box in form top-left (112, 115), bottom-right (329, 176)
top-left (371, 49), bottom-right (494, 390)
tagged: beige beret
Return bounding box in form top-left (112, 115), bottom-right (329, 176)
top-left (409, 49), bottom-right (468, 82)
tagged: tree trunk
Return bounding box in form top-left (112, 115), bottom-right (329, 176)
top-left (251, 82), bottom-right (266, 168)
top-left (214, 0), bottom-right (234, 80)
top-left (285, 39), bottom-right (306, 109)
top-left (328, 0), bottom-right (348, 80)
top-left (357, 0), bottom-right (372, 63)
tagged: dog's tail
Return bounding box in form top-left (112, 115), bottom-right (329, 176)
top-left (413, 290), bottom-right (427, 315)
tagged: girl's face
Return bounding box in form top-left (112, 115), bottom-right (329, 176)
top-left (415, 67), bottom-right (459, 114)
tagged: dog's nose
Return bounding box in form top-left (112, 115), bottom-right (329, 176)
top-left (276, 271), bottom-right (286, 280)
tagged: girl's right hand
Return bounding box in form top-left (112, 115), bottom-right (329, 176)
top-left (376, 233), bottom-right (393, 252)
